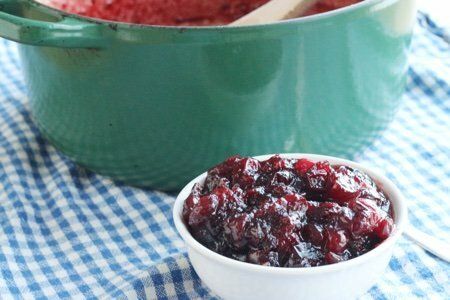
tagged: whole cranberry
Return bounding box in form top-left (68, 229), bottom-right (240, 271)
top-left (349, 198), bottom-right (384, 237)
top-left (303, 224), bottom-right (324, 247)
top-left (223, 214), bottom-right (250, 250)
top-left (231, 157), bottom-right (260, 188)
top-left (324, 228), bottom-right (348, 253)
top-left (182, 183), bottom-right (201, 222)
top-left (327, 166), bottom-right (362, 204)
top-left (188, 195), bottom-right (219, 226)
top-left (374, 218), bottom-right (394, 240)
top-left (261, 155), bottom-right (291, 172)
top-left (305, 162), bottom-right (334, 193)
top-left (294, 158), bottom-right (315, 175)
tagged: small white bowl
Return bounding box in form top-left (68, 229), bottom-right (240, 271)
top-left (173, 154), bottom-right (407, 300)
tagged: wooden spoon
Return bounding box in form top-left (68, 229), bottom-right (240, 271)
top-left (230, 0), bottom-right (319, 26)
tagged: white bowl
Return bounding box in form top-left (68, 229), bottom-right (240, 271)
top-left (173, 154), bottom-right (407, 300)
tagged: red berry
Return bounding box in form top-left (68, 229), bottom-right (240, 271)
top-left (283, 194), bottom-right (308, 211)
top-left (303, 224), bottom-right (324, 247)
top-left (262, 155), bottom-right (291, 172)
top-left (349, 198), bottom-right (385, 237)
top-left (231, 157), bottom-right (260, 188)
top-left (327, 166), bottom-right (362, 203)
top-left (305, 161), bottom-right (334, 192)
top-left (324, 252), bottom-right (344, 264)
top-left (182, 183), bottom-right (201, 222)
top-left (374, 218), bottom-right (394, 240)
top-left (188, 195), bottom-right (218, 226)
top-left (224, 215), bottom-right (250, 249)
top-left (294, 158), bottom-right (315, 175)
top-left (324, 228), bottom-right (348, 253)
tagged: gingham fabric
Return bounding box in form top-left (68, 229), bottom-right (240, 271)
top-left (0, 11), bottom-right (449, 300)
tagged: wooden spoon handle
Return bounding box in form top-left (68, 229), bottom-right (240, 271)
top-left (230, 0), bottom-right (319, 26)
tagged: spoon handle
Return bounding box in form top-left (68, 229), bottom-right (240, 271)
top-left (230, 0), bottom-right (318, 26)
top-left (404, 226), bottom-right (450, 263)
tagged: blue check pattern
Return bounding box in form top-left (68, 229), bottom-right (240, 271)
top-left (0, 11), bottom-right (449, 299)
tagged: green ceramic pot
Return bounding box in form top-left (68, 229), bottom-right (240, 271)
top-left (0, 0), bottom-right (416, 191)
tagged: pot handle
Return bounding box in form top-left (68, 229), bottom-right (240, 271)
top-left (0, 0), bottom-right (109, 48)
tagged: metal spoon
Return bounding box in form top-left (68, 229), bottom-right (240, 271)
top-left (231, 0), bottom-right (319, 26)
top-left (404, 226), bottom-right (450, 263)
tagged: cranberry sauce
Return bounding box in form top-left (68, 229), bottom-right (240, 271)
top-left (182, 155), bottom-right (394, 268)
top-left (45, 0), bottom-right (362, 26)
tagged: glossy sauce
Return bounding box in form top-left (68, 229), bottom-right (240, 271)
top-left (183, 155), bottom-right (394, 268)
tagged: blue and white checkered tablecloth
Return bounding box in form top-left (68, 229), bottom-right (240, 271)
top-left (0, 11), bottom-right (449, 300)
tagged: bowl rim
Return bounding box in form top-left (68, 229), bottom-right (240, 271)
top-left (33, 0), bottom-right (396, 30)
top-left (173, 153), bottom-right (407, 275)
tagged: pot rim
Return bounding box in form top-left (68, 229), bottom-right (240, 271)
top-left (34, 0), bottom-right (397, 31)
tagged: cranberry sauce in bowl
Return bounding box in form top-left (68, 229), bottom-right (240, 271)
top-left (182, 155), bottom-right (395, 268)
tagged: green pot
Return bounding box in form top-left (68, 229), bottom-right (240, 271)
top-left (0, 0), bottom-right (416, 191)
